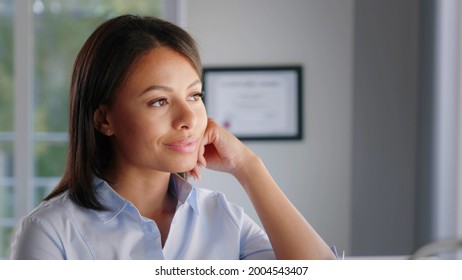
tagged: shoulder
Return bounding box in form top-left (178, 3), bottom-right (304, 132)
top-left (25, 192), bottom-right (68, 220)
top-left (191, 187), bottom-right (274, 259)
top-left (193, 187), bottom-right (244, 227)
top-left (24, 191), bottom-right (76, 222)
top-left (9, 191), bottom-right (84, 259)
top-left (171, 174), bottom-right (247, 229)
top-left (16, 190), bottom-right (93, 235)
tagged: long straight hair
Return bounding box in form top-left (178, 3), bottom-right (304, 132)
top-left (45, 15), bottom-right (202, 210)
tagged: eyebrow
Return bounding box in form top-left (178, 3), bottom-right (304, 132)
top-left (139, 79), bottom-right (202, 96)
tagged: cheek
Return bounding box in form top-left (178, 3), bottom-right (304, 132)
top-left (111, 109), bottom-right (159, 141)
top-left (113, 114), bottom-right (140, 135)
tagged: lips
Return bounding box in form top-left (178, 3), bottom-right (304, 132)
top-left (164, 137), bottom-right (199, 154)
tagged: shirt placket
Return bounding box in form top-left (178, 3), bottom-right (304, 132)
top-left (141, 218), bottom-right (165, 259)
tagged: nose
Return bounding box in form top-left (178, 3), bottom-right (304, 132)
top-left (172, 101), bottom-right (197, 130)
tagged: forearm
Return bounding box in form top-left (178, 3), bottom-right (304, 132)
top-left (233, 155), bottom-right (336, 260)
top-left (198, 119), bottom-right (335, 259)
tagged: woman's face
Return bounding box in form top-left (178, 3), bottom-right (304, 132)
top-left (103, 46), bottom-right (207, 175)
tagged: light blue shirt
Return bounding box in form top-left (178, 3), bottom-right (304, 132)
top-left (9, 174), bottom-right (275, 260)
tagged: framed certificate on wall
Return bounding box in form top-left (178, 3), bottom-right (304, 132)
top-left (203, 66), bottom-right (303, 140)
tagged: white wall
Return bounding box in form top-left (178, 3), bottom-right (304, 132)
top-left (185, 0), bottom-right (354, 254)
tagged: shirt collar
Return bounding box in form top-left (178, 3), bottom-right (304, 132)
top-left (169, 173), bottom-right (199, 215)
top-left (93, 174), bottom-right (199, 223)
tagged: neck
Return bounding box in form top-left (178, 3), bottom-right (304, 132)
top-left (105, 169), bottom-right (176, 218)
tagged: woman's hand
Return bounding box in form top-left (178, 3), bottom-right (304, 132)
top-left (189, 118), bottom-right (257, 180)
top-left (188, 119), bottom-right (335, 259)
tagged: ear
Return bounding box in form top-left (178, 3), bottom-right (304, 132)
top-left (93, 105), bottom-right (113, 136)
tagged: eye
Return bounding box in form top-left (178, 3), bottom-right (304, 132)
top-left (149, 98), bottom-right (168, 107)
top-left (187, 91), bottom-right (204, 102)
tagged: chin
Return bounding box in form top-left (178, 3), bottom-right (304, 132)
top-left (170, 161), bottom-right (197, 174)
top-left (159, 153), bottom-right (198, 173)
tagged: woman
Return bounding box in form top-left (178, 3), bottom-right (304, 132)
top-left (9, 15), bottom-right (335, 260)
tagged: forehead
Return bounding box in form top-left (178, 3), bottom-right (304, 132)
top-left (126, 47), bottom-right (198, 81)
top-left (113, 47), bottom-right (200, 98)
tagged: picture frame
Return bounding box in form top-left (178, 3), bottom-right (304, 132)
top-left (202, 66), bottom-right (303, 140)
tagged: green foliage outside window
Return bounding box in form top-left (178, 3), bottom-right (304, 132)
top-left (0, 1), bottom-right (13, 132)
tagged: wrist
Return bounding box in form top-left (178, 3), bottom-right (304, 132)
top-left (232, 152), bottom-right (265, 187)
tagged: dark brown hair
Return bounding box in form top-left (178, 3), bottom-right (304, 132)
top-left (45, 15), bottom-right (202, 210)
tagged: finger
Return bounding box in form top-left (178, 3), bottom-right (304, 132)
top-left (197, 140), bottom-right (207, 168)
top-left (198, 154), bottom-right (207, 168)
top-left (190, 164), bottom-right (202, 181)
top-left (196, 165), bottom-right (203, 180)
top-left (202, 118), bottom-right (219, 146)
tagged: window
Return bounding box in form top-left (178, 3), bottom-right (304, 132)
top-left (0, 0), bottom-right (165, 259)
top-left (0, 0), bottom-right (14, 260)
